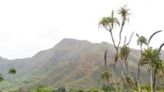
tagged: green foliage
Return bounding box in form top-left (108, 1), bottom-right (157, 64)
top-left (87, 87), bottom-right (99, 92)
top-left (99, 15), bottom-right (119, 31)
top-left (0, 68), bottom-right (16, 85)
top-left (137, 31), bottom-right (164, 92)
top-left (56, 87), bottom-right (66, 92)
top-left (140, 84), bottom-right (151, 92)
top-left (9, 68), bottom-right (16, 74)
top-left (137, 35), bottom-right (147, 46)
top-left (0, 74), bottom-right (4, 82)
top-left (32, 86), bottom-right (55, 92)
top-left (101, 71), bottom-right (112, 81)
top-left (142, 47), bottom-right (164, 71)
top-left (101, 84), bottom-right (114, 92)
top-left (120, 45), bottom-right (130, 60)
top-left (99, 5), bottom-right (164, 92)
top-left (118, 5), bottom-right (130, 21)
top-left (1, 5), bottom-right (164, 92)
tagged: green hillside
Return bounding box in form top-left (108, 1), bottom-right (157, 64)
top-left (0, 38), bottom-right (163, 92)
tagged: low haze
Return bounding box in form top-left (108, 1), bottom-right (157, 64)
top-left (0, 0), bottom-right (164, 59)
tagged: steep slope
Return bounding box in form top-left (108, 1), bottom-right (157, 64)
top-left (0, 38), bottom-right (163, 91)
top-left (37, 40), bottom-right (142, 88)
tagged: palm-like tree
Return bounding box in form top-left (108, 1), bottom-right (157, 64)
top-left (99, 11), bottom-right (119, 49)
top-left (99, 15), bottom-right (119, 32)
top-left (139, 30), bottom-right (163, 92)
top-left (142, 47), bottom-right (163, 92)
top-left (99, 6), bottom-right (130, 64)
top-left (136, 35), bottom-right (147, 72)
top-left (100, 6), bottom-right (131, 92)
top-left (118, 5), bottom-right (130, 24)
top-left (117, 6), bottom-right (130, 48)
top-left (137, 35), bottom-right (147, 46)
top-left (99, 11), bottom-right (121, 65)
top-left (99, 11), bottom-right (120, 92)
top-left (136, 34), bottom-right (148, 92)
top-left (117, 6), bottom-right (130, 69)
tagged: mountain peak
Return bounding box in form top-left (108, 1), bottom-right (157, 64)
top-left (55, 38), bottom-right (92, 47)
top-left (60, 38), bottom-right (90, 43)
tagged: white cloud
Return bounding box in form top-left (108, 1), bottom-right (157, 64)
top-left (0, 0), bottom-right (164, 59)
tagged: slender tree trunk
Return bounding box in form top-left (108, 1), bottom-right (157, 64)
top-left (137, 64), bottom-right (140, 81)
top-left (151, 68), bottom-right (153, 92)
top-left (122, 72), bottom-right (130, 92)
top-left (125, 61), bottom-right (128, 75)
top-left (104, 50), bottom-right (110, 90)
top-left (111, 69), bottom-right (118, 92)
top-left (124, 59), bottom-right (131, 92)
top-left (153, 70), bottom-right (157, 92)
top-left (107, 77), bottom-right (110, 90)
top-left (137, 64), bottom-right (141, 92)
top-left (137, 45), bottom-right (142, 92)
top-left (138, 45), bottom-right (142, 81)
top-left (137, 81), bottom-right (141, 92)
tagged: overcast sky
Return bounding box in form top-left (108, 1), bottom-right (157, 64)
top-left (0, 0), bottom-right (164, 59)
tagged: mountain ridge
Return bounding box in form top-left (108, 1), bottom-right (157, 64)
top-left (0, 38), bottom-right (163, 91)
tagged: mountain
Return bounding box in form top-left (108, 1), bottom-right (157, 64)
top-left (0, 38), bottom-right (163, 91)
